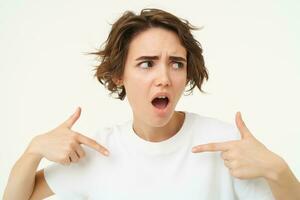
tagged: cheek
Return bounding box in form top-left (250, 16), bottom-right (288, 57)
top-left (172, 74), bottom-right (187, 100)
top-left (126, 73), bottom-right (148, 91)
top-left (124, 72), bottom-right (150, 102)
top-left (172, 72), bottom-right (187, 89)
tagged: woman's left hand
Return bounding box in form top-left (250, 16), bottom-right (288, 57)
top-left (192, 112), bottom-right (285, 180)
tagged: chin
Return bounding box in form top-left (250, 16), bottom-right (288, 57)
top-left (148, 109), bottom-right (175, 127)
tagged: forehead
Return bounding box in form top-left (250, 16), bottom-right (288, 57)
top-left (127, 27), bottom-right (187, 57)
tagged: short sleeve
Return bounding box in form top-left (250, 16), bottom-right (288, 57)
top-left (43, 127), bottom-right (112, 198)
top-left (233, 177), bottom-right (275, 200)
top-left (43, 157), bottom-right (90, 199)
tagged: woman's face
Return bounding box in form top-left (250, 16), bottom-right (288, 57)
top-left (120, 27), bottom-right (187, 127)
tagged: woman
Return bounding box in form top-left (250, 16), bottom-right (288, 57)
top-left (3, 8), bottom-right (300, 200)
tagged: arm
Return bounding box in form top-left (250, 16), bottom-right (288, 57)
top-left (192, 112), bottom-right (300, 200)
top-left (30, 169), bottom-right (54, 200)
top-left (265, 157), bottom-right (300, 200)
top-left (3, 107), bottom-right (109, 200)
top-left (3, 145), bottom-right (53, 200)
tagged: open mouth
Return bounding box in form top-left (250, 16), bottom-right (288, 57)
top-left (151, 96), bottom-right (169, 109)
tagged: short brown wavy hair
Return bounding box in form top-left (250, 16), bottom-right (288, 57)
top-left (90, 8), bottom-right (209, 100)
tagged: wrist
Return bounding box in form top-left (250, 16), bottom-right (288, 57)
top-left (265, 156), bottom-right (299, 190)
top-left (266, 160), bottom-right (289, 183)
top-left (24, 135), bottom-right (44, 160)
top-left (264, 155), bottom-right (288, 183)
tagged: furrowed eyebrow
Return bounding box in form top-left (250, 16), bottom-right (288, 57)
top-left (135, 56), bottom-right (187, 63)
top-left (169, 56), bottom-right (187, 63)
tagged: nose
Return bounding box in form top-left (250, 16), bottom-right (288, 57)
top-left (154, 64), bottom-right (171, 87)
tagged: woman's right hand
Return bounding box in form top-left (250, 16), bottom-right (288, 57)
top-left (25, 107), bottom-right (109, 165)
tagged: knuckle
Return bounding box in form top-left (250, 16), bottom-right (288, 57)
top-left (90, 140), bottom-right (98, 147)
top-left (93, 144), bottom-right (102, 151)
top-left (231, 161), bottom-right (240, 169)
top-left (224, 160), bottom-right (230, 168)
top-left (62, 155), bottom-right (69, 161)
top-left (60, 159), bottom-right (69, 165)
top-left (59, 159), bottom-right (66, 164)
top-left (70, 134), bottom-right (78, 141)
top-left (72, 132), bottom-right (80, 140)
top-left (67, 143), bottom-right (76, 151)
top-left (62, 152), bottom-right (70, 158)
top-left (76, 156), bottom-right (80, 161)
top-left (71, 141), bottom-right (78, 148)
top-left (100, 147), bottom-right (107, 153)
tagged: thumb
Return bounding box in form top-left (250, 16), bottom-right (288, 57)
top-left (63, 107), bottom-right (81, 129)
top-left (235, 111), bottom-right (252, 139)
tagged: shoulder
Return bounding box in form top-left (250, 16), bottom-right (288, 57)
top-left (82, 120), bottom-right (131, 157)
top-left (234, 177), bottom-right (275, 199)
top-left (187, 112), bottom-right (241, 143)
top-left (90, 120), bottom-right (130, 143)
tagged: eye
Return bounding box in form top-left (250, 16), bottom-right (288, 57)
top-left (138, 61), bottom-right (153, 69)
top-left (172, 61), bottom-right (184, 69)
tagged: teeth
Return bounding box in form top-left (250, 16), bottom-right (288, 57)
top-left (157, 96), bottom-right (167, 99)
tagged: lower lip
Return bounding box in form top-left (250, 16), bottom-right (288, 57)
top-left (151, 100), bottom-right (171, 116)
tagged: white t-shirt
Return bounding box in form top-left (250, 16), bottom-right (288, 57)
top-left (44, 111), bottom-right (275, 200)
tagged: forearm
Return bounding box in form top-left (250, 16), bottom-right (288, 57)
top-left (3, 149), bottom-right (42, 200)
top-left (265, 158), bottom-right (300, 200)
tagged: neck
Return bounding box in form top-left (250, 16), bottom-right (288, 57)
top-left (132, 111), bottom-right (185, 142)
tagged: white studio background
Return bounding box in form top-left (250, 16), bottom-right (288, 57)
top-left (0, 0), bottom-right (299, 199)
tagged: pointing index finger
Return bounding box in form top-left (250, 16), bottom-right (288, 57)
top-left (75, 132), bottom-right (109, 156)
top-left (192, 141), bottom-right (233, 153)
